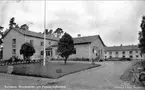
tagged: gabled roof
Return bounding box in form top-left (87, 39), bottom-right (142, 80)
top-left (105, 45), bottom-right (140, 51)
top-left (3, 28), bottom-right (59, 41)
top-left (73, 35), bottom-right (106, 46)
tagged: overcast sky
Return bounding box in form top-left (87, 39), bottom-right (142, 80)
top-left (0, 0), bottom-right (145, 46)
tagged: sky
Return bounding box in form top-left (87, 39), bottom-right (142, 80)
top-left (0, 0), bottom-right (145, 46)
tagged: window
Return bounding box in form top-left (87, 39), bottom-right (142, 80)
top-left (109, 52), bottom-right (112, 55)
top-left (98, 50), bottom-right (100, 54)
top-left (130, 55), bottom-right (133, 58)
top-left (122, 51), bottom-right (125, 54)
top-left (12, 44), bottom-right (16, 48)
top-left (73, 48), bottom-right (76, 54)
top-left (109, 56), bottom-right (112, 58)
top-left (12, 49), bottom-right (16, 55)
top-left (40, 51), bottom-right (43, 55)
top-left (12, 39), bottom-right (16, 44)
top-left (41, 42), bottom-right (44, 46)
top-left (30, 40), bottom-right (34, 45)
top-left (92, 49), bottom-right (94, 53)
top-left (105, 52), bottom-right (107, 54)
top-left (116, 51), bottom-right (118, 54)
top-left (129, 51), bottom-right (132, 54)
top-left (136, 55), bottom-right (138, 58)
top-left (48, 42), bottom-right (51, 45)
top-left (136, 50), bottom-right (138, 53)
top-left (122, 56), bottom-right (125, 58)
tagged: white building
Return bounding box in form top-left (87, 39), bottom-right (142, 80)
top-left (46, 35), bottom-right (106, 60)
top-left (2, 27), bottom-right (106, 61)
top-left (2, 27), bottom-right (58, 60)
top-left (104, 45), bottom-right (142, 60)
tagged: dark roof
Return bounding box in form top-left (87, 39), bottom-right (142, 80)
top-left (73, 35), bottom-right (105, 46)
top-left (3, 28), bottom-right (59, 41)
top-left (45, 35), bottom-right (106, 49)
top-left (105, 45), bottom-right (140, 51)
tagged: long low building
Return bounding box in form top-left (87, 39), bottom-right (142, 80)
top-left (104, 45), bottom-right (143, 60)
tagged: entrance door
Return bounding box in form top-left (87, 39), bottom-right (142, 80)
top-left (46, 50), bottom-right (52, 57)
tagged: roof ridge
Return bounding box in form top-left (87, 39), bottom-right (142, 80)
top-left (13, 28), bottom-right (59, 41)
top-left (73, 35), bottom-right (98, 39)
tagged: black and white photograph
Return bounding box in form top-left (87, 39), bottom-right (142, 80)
top-left (0, 0), bottom-right (145, 90)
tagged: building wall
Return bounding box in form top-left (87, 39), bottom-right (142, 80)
top-left (69, 44), bottom-right (90, 59)
top-left (90, 38), bottom-right (105, 59)
top-left (51, 38), bottom-right (105, 60)
top-left (3, 29), bottom-right (25, 60)
top-left (24, 35), bottom-right (57, 59)
top-left (3, 29), bottom-right (57, 60)
top-left (105, 50), bottom-right (142, 60)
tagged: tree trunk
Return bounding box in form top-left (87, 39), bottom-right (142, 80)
top-left (64, 57), bottom-right (67, 64)
top-left (23, 55), bottom-right (26, 60)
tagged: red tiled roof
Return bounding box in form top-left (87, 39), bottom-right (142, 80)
top-left (105, 45), bottom-right (140, 51)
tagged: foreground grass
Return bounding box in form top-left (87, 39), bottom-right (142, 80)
top-left (0, 62), bottom-right (100, 79)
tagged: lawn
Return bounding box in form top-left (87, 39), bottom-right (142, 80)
top-left (0, 62), bottom-right (100, 79)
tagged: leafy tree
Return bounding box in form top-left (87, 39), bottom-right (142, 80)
top-left (139, 16), bottom-right (145, 57)
top-left (20, 24), bottom-right (29, 30)
top-left (57, 32), bottom-right (75, 64)
top-left (9, 17), bottom-right (16, 29)
top-left (20, 42), bottom-right (35, 60)
top-left (15, 24), bottom-right (20, 28)
top-left (48, 29), bottom-right (53, 34)
top-left (43, 29), bottom-right (49, 34)
top-left (54, 28), bottom-right (64, 38)
top-left (0, 26), bottom-right (4, 45)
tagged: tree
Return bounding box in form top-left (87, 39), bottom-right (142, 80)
top-left (139, 16), bottom-right (145, 57)
top-left (9, 17), bottom-right (16, 29)
top-left (57, 32), bottom-right (75, 64)
top-left (48, 29), bottom-right (53, 34)
top-left (0, 26), bottom-right (4, 45)
top-left (54, 28), bottom-right (64, 38)
top-left (20, 24), bottom-right (29, 30)
top-left (20, 42), bottom-right (35, 60)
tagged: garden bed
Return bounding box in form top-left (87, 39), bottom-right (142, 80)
top-left (0, 62), bottom-right (100, 79)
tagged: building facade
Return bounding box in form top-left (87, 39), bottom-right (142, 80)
top-left (46, 35), bottom-right (106, 60)
top-left (3, 27), bottom-right (58, 60)
top-left (104, 45), bottom-right (142, 60)
top-left (3, 27), bottom-right (106, 61)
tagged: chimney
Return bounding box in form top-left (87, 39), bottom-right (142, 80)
top-left (120, 44), bottom-right (122, 46)
top-left (77, 34), bottom-right (81, 37)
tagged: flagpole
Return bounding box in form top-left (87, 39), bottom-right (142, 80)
top-left (43, 0), bottom-right (46, 66)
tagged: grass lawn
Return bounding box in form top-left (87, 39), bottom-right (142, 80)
top-left (0, 62), bottom-right (100, 79)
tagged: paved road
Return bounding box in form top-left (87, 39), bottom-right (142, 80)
top-left (0, 61), bottom-right (144, 90)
